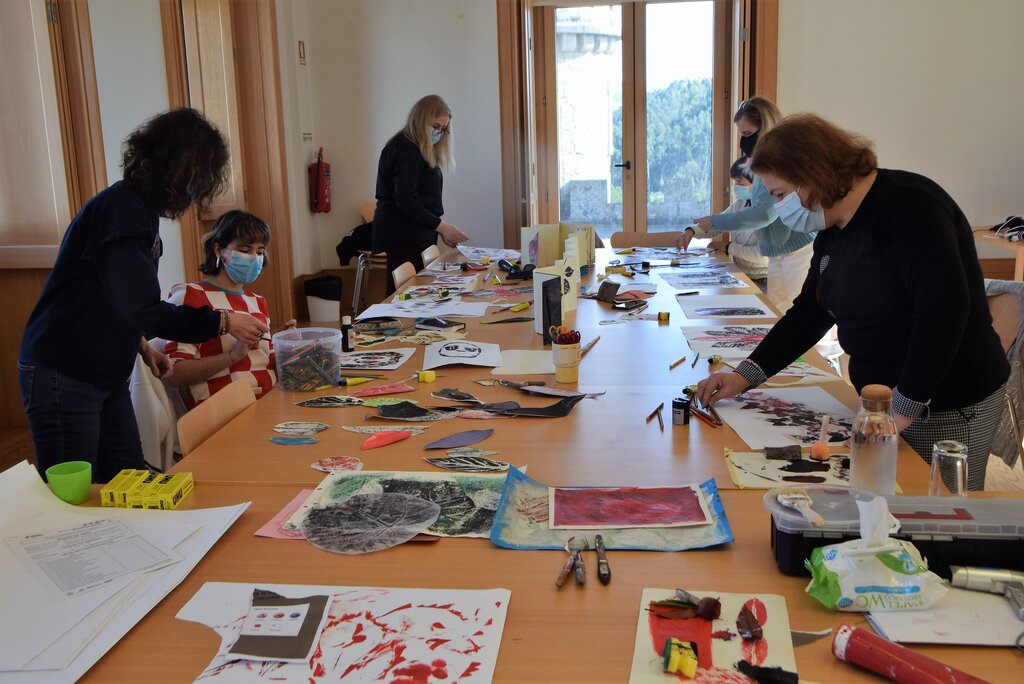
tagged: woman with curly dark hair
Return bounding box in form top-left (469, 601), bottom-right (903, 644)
top-left (19, 108), bottom-right (268, 482)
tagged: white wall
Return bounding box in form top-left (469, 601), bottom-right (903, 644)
top-left (776, 0), bottom-right (1022, 227)
top-left (89, 0), bottom-right (184, 296)
top-left (277, 0), bottom-right (503, 277)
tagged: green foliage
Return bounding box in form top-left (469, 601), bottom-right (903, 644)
top-left (612, 79), bottom-right (712, 201)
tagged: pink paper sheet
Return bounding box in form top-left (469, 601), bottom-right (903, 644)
top-left (254, 489), bottom-right (312, 539)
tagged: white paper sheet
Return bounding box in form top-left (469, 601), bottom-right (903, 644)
top-left (356, 300), bottom-right (492, 320)
top-left (422, 340), bottom-right (503, 370)
top-left (713, 387), bottom-right (855, 449)
top-left (490, 350), bottom-right (555, 375)
top-left (726, 449), bottom-right (851, 489)
top-left (679, 294), bottom-right (775, 319)
top-left (660, 270), bottom-right (748, 290)
top-left (867, 587), bottom-right (1024, 646)
top-left (457, 244), bottom-right (521, 262)
top-left (178, 582), bottom-right (511, 682)
top-left (0, 461), bottom-right (248, 681)
top-left (682, 324), bottom-right (774, 358)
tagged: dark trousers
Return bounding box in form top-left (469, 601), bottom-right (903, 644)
top-left (384, 239), bottom-right (426, 296)
top-left (18, 360), bottom-right (145, 483)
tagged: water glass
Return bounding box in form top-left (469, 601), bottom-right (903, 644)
top-left (929, 440), bottom-right (967, 497)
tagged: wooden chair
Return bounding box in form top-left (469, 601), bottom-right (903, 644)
top-left (609, 230), bottom-right (682, 248)
top-left (176, 381), bottom-right (256, 457)
top-left (420, 244), bottom-right (441, 267)
top-left (359, 201), bottom-right (376, 223)
top-left (352, 250), bottom-right (388, 315)
top-left (391, 261), bottom-right (417, 293)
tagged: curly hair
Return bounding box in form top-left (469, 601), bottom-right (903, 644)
top-left (750, 113), bottom-right (878, 208)
top-left (198, 210), bottom-right (272, 276)
top-left (400, 94), bottom-right (455, 172)
top-left (121, 108), bottom-right (229, 218)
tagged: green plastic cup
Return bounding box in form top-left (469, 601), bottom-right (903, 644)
top-left (45, 461), bottom-right (92, 505)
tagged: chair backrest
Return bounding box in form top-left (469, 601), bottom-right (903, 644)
top-left (420, 244), bottom-right (441, 267)
top-left (176, 381), bottom-right (256, 457)
top-left (988, 292), bottom-right (1020, 355)
top-left (359, 201), bottom-right (376, 223)
top-left (984, 279), bottom-right (1024, 469)
top-left (609, 230), bottom-right (681, 248)
top-left (392, 261), bottom-right (417, 292)
top-left (352, 250), bottom-right (388, 315)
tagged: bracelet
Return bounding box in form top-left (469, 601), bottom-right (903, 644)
top-left (218, 311), bottom-right (230, 336)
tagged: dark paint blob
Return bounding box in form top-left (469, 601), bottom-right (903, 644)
top-left (779, 459), bottom-right (830, 473)
top-left (782, 475), bottom-right (827, 483)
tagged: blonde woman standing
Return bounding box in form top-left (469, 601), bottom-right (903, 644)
top-left (372, 95), bottom-right (469, 294)
top-left (678, 97), bottom-right (815, 314)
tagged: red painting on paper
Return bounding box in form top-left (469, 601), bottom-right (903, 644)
top-left (548, 485), bottom-right (711, 529)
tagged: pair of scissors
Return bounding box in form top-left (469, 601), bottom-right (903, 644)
top-left (549, 325), bottom-right (568, 340)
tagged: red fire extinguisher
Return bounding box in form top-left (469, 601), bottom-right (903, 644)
top-left (308, 147), bottom-right (331, 213)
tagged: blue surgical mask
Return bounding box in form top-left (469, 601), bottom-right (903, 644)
top-left (733, 185), bottom-right (751, 202)
top-left (222, 249), bottom-right (264, 285)
top-left (430, 128), bottom-right (445, 146)
top-left (775, 189), bottom-right (826, 233)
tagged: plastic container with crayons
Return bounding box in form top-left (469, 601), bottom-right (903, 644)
top-left (273, 328), bottom-right (342, 391)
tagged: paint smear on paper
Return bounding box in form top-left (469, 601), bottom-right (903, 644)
top-left (549, 485), bottom-right (710, 529)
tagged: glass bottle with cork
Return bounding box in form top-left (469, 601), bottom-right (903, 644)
top-left (849, 384), bottom-right (898, 495)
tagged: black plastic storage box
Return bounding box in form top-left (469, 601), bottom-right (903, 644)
top-left (764, 486), bottom-right (1024, 578)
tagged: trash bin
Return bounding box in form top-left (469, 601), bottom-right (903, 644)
top-left (304, 275), bottom-right (342, 322)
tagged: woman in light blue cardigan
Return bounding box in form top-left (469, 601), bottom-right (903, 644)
top-left (678, 97), bottom-right (814, 314)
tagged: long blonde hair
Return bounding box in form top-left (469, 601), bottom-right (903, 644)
top-left (735, 96), bottom-right (782, 134)
top-left (402, 95), bottom-right (454, 172)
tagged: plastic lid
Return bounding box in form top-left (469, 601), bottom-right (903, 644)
top-left (762, 485), bottom-right (878, 534)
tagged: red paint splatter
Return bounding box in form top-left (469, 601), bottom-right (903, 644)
top-left (647, 611), bottom-right (713, 670)
top-left (740, 598), bottom-right (768, 666)
top-left (743, 598), bottom-right (767, 626)
top-left (380, 602), bottom-right (415, 618)
top-left (432, 622), bottom-right (445, 630)
top-left (426, 638), bottom-right (450, 650)
top-left (391, 658), bottom-right (449, 683)
top-left (460, 661), bottom-right (482, 678)
top-left (711, 630), bottom-right (735, 641)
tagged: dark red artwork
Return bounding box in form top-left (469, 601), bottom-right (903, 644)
top-left (550, 485), bottom-right (709, 528)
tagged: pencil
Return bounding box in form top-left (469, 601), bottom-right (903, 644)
top-left (581, 336), bottom-right (601, 357)
top-left (669, 355), bottom-right (687, 370)
top-left (689, 406), bottom-right (718, 428)
top-left (656, 407), bottom-right (665, 431)
top-left (706, 404), bottom-right (724, 425)
top-left (646, 402), bottom-right (665, 423)
top-left (691, 352), bottom-right (700, 368)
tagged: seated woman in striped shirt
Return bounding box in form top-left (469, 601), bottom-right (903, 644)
top-left (163, 210), bottom-right (295, 409)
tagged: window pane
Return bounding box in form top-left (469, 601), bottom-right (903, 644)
top-left (644, 2), bottom-right (713, 233)
top-left (555, 6), bottom-right (622, 242)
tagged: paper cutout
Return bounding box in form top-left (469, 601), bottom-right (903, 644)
top-left (457, 244), bottom-right (521, 262)
top-left (628, 590), bottom-right (796, 683)
top-left (764, 359), bottom-right (841, 387)
top-left (272, 422), bottom-right (329, 435)
top-left (490, 469), bottom-right (733, 551)
top-left (360, 431), bottom-right (412, 450)
top-left (178, 583), bottom-right (510, 683)
top-left (679, 294), bottom-right (775, 319)
top-left (425, 454), bottom-right (510, 473)
top-left (447, 447), bottom-right (501, 458)
top-left (342, 425), bottom-right (429, 435)
top-left (360, 396), bottom-right (418, 407)
top-left (375, 401), bottom-right (455, 422)
top-left (270, 436), bottom-right (318, 446)
top-left (487, 395), bottom-right (585, 418)
top-left (301, 493), bottom-right (440, 554)
top-left (311, 456), bottom-right (364, 473)
top-left (314, 470), bottom-right (508, 538)
top-left (296, 395), bottom-right (363, 408)
top-left (713, 387), bottom-right (855, 448)
top-left (518, 385), bottom-right (605, 399)
top-left (422, 340), bottom-right (502, 370)
top-left (431, 388), bottom-right (483, 403)
top-left (660, 271), bottom-right (747, 290)
top-left (394, 330), bottom-right (467, 345)
top-left (490, 350), bottom-right (555, 375)
top-left (424, 429), bottom-right (494, 450)
top-left (338, 348), bottom-right (416, 370)
top-left (350, 381), bottom-right (416, 398)
top-left (682, 325), bottom-right (773, 358)
top-left (548, 485), bottom-right (712, 529)
top-left (456, 409), bottom-right (515, 420)
top-left (255, 490), bottom-right (313, 539)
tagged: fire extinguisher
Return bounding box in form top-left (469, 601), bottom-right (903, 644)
top-left (308, 147), bottom-right (331, 213)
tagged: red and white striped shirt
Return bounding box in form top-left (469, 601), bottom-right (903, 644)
top-left (163, 281), bottom-right (275, 409)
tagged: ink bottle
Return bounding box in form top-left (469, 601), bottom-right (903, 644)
top-left (849, 384), bottom-right (897, 495)
top-left (340, 315), bottom-right (355, 353)
top-left (672, 397), bottom-right (690, 426)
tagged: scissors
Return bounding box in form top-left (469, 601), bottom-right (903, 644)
top-left (549, 326), bottom-right (581, 345)
top-left (548, 325), bottom-right (569, 340)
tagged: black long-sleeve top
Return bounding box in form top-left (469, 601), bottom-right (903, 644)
top-left (371, 133), bottom-right (443, 253)
top-left (736, 169), bottom-right (1008, 416)
top-left (20, 182), bottom-right (220, 389)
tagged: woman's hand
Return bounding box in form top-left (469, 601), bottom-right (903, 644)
top-left (693, 215), bottom-right (713, 232)
top-left (140, 339), bottom-right (173, 379)
top-left (227, 338), bottom-right (250, 364)
top-left (227, 312), bottom-right (269, 347)
top-left (696, 371), bottom-right (749, 407)
top-left (675, 227), bottom-right (696, 250)
top-left (708, 233), bottom-right (729, 253)
top-left (436, 222), bottom-right (469, 248)
top-left (283, 319), bottom-right (297, 330)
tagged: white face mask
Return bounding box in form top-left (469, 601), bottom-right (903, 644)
top-left (733, 185), bottom-right (751, 202)
top-left (775, 189), bottom-right (826, 233)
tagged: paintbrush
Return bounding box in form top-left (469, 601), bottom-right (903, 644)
top-left (776, 488), bottom-right (825, 527)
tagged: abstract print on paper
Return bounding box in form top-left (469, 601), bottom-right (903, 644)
top-left (712, 387), bottom-right (854, 449)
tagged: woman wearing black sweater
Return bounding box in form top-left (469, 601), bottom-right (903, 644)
top-left (372, 95), bottom-right (469, 294)
top-left (696, 114), bottom-right (1009, 489)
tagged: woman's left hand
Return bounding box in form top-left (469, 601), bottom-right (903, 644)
top-left (436, 222), bottom-right (469, 248)
top-left (140, 340), bottom-right (173, 379)
top-left (693, 215), bottom-right (713, 232)
top-left (893, 412), bottom-right (913, 433)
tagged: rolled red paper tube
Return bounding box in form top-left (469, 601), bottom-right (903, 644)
top-left (832, 624), bottom-right (990, 684)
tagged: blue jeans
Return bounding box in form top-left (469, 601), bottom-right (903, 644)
top-left (18, 360), bottom-right (145, 483)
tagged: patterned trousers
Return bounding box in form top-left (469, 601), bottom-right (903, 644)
top-left (900, 383), bottom-right (1007, 491)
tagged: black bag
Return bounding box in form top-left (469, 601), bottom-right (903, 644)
top-left (336, 222), bottom-right (373, 266)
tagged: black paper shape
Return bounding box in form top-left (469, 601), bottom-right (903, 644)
top-left (300, 492), bottom-right (440, 554)
top-left (736, 604), bottom-right (764, 640)
top-left (378, 401), bottom-right (430, 418)
top-left (431, 388), bottom-right (483, 404)
top-left (484, 395), bottom-right (585, 418)
top-left (424, 429), bottom-right (495, 450)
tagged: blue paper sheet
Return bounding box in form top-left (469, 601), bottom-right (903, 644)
top-left (489, 468), bottom-right (733, 551)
